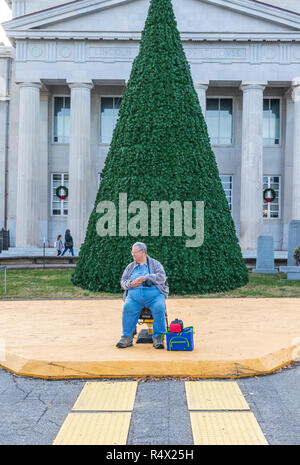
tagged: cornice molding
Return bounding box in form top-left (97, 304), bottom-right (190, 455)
top-left (6, 30), bottom-right (300, 43)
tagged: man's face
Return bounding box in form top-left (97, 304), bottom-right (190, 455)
top-left (131, 247), bottom-right (146, 264)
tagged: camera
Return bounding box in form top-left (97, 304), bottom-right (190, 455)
top-left (142, 279), bottom-right (153, 287)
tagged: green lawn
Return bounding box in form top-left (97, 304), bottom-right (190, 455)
top-left (0, 269), bottom-right (300, 299)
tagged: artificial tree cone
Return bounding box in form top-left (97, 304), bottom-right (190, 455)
top-left (72, 0), bottom-right (248, 294)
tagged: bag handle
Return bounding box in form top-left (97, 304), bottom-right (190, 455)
top-left (169, 337), bottom-right (190, 348)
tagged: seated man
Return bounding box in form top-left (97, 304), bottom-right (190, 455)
top-left (116, 242), bottom-right (169, 349)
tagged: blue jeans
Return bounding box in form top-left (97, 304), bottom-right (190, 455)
top-left (122, 286), bottom-right (166, 339)
top-left (61, 247), bottom-right (74, 256)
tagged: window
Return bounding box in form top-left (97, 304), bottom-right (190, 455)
top-left (220, 175), bottom-right (233, 211)
top-left (263, 176), bottom-right (280, 219)
top-left (263, 98), bottom-right (280, 145)
top-left (100, 97), bottom-right (122, 144)
top-left (51, 173), bottom-right (69, 216)
top-left (206, 98), bottom-right (233, 145)
top-left (53, 96), bottom-right (70, 143)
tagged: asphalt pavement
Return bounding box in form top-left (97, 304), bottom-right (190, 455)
top-left (0, 363), bottom-right (300, 445)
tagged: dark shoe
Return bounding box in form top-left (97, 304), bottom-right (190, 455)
top-left (153, 336), bottom-right (164, 349)
top-left (116, 336), bottom-right (133, 348)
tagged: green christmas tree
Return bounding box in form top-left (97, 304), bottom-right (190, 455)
top-left (72, 0), bottom-right (248, 294)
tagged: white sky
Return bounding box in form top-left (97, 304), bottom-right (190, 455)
top-left (0, 0), bottom-right (12, 46)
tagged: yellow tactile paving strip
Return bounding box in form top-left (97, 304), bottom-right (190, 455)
top-left (72, 381), bottom-right (138, 411)
top-left (185, 381), bottom-right (250, 410)
top-left (53, 382), bottom-right (136, 445)
top-left (53, 412), bottom-right (131, 445)
top-left (185, 381), bottom-right (268, 445)
top-left (190, 412), bottom-right (268, 445)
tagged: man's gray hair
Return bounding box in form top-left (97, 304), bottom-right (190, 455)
top-left (132, 242), bottom-right (147, 252)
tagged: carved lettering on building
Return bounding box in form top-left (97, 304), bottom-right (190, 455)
top-left (15, 40), bottom-right (300, 66)
top-left (184, 47), bottom-right (247, 60)
top-left (87, 47), bottom-right (139, 60)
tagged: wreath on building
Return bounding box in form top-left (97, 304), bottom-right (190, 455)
top-left (56, 185), bottom-right (68, 200)
top-left (263, 188), bottom-right (276, 203)
top-left (293, 246), bottom-right (300, 266)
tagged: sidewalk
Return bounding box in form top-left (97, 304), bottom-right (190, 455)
top-left (0, 298), bottom-right (299, 379)
top-left (0, 247), bottom-right (288, 259)
top-left (0, 248), bottom-right (80, 257)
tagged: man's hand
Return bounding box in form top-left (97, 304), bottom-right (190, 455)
top-left (130, 276), bottom-right (148, 288)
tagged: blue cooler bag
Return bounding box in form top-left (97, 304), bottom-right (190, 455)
top-left (166, 327), bottom-right (194, 351)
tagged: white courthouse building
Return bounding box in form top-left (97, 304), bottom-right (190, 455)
top-left (1, 0), bottom-right (300, 251)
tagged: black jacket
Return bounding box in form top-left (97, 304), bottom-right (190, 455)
top-left (65, 234), bottom-right (73, 248)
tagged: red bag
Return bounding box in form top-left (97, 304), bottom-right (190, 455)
top-left (170, 318), bottom-right (184, 333)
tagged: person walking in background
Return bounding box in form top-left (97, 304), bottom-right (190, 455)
top-left (56, 234), bottom-right (63, 256)
top-left (61, 229), bottom-right (74, 256)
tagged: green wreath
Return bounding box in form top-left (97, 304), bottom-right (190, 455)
top-left (293, 246), bottom-right (300, 261)
top-left (263, 188), bottom-right (276, 203)
top-left (56, 185), bottom-right (68, 200)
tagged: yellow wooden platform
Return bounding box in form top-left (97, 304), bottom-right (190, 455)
top-left (0, 298), bottom-right (300, 379)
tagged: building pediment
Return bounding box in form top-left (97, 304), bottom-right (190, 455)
top-left (3, 0), bottom-right (300, 42)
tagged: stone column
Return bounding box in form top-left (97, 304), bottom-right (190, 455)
top-left (291, 78), bottom-right (300, 220)
top-left (39, 91), bottom-right (49, 243)
top-left (194, 81), bottom-right (209, 118)
top-left (282, 88), bottom-right (294, 249)
top-left (68, 82), bottom-right (93, 248)
top-left (239, 82), bottom-right (266, 250)
top-left (16, 82), bottom-right (42, 247)
top-left (0, 98), bottom-right (7, 230)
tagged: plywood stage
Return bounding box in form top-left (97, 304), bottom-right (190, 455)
top-left (0, 298), bottom-right (300, 379)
